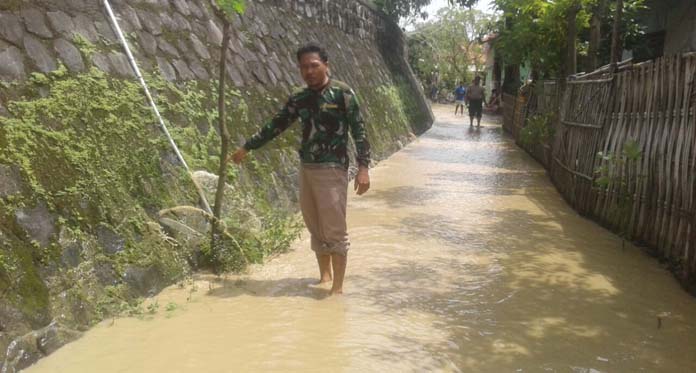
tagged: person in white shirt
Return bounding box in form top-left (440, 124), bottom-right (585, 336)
top-left (465, 76), bottom-right (486, 127)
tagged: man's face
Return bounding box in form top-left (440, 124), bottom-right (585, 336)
top-left (298, 52), bottom-right (329, 89)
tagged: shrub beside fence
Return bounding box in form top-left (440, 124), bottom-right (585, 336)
top-left (504, 53), bottom-right (696, 292)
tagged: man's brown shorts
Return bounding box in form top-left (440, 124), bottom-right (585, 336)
top-left (299, 165), bottom-right (349, 256)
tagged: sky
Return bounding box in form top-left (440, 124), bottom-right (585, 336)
top-left (402, 0), bottom-right (496, 30)
top-left (423, 0), bottom-right (496, 18)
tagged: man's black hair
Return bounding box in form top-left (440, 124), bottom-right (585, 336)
top-left (296, 44), bottom-right (328, 63)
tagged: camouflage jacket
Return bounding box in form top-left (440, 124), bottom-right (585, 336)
top-left (243, 80), bottom-right (371, 169)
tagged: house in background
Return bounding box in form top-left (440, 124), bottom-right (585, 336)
top-left (632, 0), bottom-right (696, 61)
top-left (482, 33), bottom-right (531, 96)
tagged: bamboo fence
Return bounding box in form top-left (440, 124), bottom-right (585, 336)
top-left (504, 53), bottom-right (696, 290)
top-left (502, 93), bottom-right (517, 134)
top-left (502, 93), bottom-right (528, 141)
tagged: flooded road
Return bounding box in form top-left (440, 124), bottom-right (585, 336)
top-left (28, 105), bottom-right (696, 372)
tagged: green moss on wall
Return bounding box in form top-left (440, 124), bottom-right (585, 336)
top-left (0, 67), bottom-right (303, 327)
top-left (0, 0), bottom-right (22, 11)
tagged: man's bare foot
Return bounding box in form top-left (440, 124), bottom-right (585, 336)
top-left (329, 288), bottom-right (343, 295)
top-left (308, 279), bottom-right (332, 291)
top-left (316, 276), bottom-right (332, 285)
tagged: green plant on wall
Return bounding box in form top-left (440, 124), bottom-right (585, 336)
top-left (0, 66), bottom-right (167, 214)
top-left (0, 249), bottom-right (19, 298)
top-left (209, 0), bottom-right (247, 270)
top-left (594, 139), bottom-right (642, 247)
top-left (215, 0), bottom-right (246, 15)
top-left (519, 112), bottom-right (555, 147)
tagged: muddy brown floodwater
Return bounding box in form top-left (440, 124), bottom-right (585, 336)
top-left (28, 105), bottom-right (696, 372)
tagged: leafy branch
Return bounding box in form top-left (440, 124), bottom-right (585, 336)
top-left (594, 139), bottom-right (642, 246)
top-left (519, 112), bottom-right (555, 147)
top-left (210, 0), bottom-right (246, 270)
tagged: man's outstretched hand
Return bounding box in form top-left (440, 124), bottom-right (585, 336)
top-left (354, 167), bottom-right (370, 195)
top-left (227, 148), bottom-right (248, 164)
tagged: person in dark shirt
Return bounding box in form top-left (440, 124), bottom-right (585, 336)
top-left (454, 83), bottom-right (467, 115)
top-left (228, 44), bottom-right (370, 296)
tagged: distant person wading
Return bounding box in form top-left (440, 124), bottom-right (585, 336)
top-left (466, 76), bottom-right (486, 127)
top-left (454, 82), bottom-right (467, 116)
top-left (228, 44), bottom-right (371, 296)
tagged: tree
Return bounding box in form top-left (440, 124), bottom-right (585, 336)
top-left (490, 0), bottom-right (646, 80)
top-left (374, 0), bottom-right (480, 21)
top-left (593, 0), bottom-right (646, 67)
top-left (211, 0), bottom-right (245, 255)
top-left (492, 0), bottom-right (593, 81)
top-left (610, 0), bottom-right (624, 66)
top-left (408, 8), bottom-right (494, 88)
top-left (587, 0), bottom-right (608, 70)
top-left (565, 1), bottom-right (582, 76)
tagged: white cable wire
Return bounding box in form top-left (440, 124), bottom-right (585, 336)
top-left (102, 0), bottom-right (213, 214)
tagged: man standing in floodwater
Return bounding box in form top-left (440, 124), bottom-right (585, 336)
top-left (466, 76), bottom-right (486, 127)
top-left (228, 44), bottom-right (371, 296)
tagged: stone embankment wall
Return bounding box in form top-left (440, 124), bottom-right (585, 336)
top-left (0, 0), bottom-right (433, 370)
